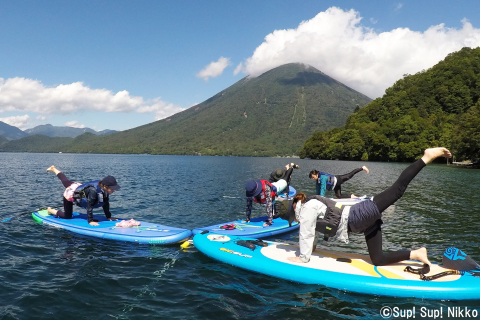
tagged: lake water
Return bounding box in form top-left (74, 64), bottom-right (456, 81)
top-left (1, 153), bottom-right (479, 320)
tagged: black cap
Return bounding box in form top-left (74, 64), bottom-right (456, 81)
top-left (102, 175), bottom-right (120, 190)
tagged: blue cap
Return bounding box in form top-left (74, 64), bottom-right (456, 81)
top-left (245, 180), bottom-right (262, 199)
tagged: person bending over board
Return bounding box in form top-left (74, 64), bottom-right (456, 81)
top-left (244, 163), bottom-right (299, 227)
top-left (46, 166), bottom-right (120, 226)
top-left (285, 148), bottom-right (451, 266)
top-left (309, 166), bottom-right (369, 198)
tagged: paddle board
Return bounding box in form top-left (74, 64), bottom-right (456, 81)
top-left (32, 209), bottom-right (192, 245)
top-left (193, 232), bottom-right (480, 300)
top-left (276, 186), bottom-right (296, 200)
top-left (192, 217), bottom-right (299, 238)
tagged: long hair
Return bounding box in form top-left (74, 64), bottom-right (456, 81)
top-left (293, 192), bottom-right (306, 204)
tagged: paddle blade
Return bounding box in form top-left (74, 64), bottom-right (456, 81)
top-left (442, 247), bottom-right (480, 272)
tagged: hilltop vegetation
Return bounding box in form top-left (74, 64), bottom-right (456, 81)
top-left (0, 63), bottom-right (371, 156)
top-left (300, 47), bottom-right (480, 162)
top-left (24, 124), bottom-right (117, 138)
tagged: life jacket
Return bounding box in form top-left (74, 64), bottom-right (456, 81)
top-left (305, 195), bottom-right (344, 241)
top-left (318, 172), bottom-right (336, 190)
top-left (253, 180), bottom-right (277, 204)
top-left (72, 180), bottom-right (106, 209)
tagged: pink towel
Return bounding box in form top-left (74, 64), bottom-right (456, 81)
top-left (115, 219), bottom-right (141, 227)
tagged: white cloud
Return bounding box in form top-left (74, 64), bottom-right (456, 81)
top-left (395, 3), bottom-right (404, 11)
top-left (0, 77), bottom-right (183, 119)
top-left (65, 120), bottom-right (86, 128)
top-left (136, 98), bottom-right (184, 121)
top-left (36, 115), bottom-right (46, 121)
top-left (196, 57), bottom-right (231, 81)
top-left (0, 114), bottom-right (31, 130)
top-left (369, 18), bottom-right (378, 24)
top-left (238, 7), bottom-right (480, 98)
top-left (233, 63), bottom-right (243, 76)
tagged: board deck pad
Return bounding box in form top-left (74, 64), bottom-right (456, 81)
top-left (33, 209), bottom-right (192, 245)
top-left (193, 232), bottom-right (480, 300)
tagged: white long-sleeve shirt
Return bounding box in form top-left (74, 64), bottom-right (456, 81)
top-left (294, 199), bottom-right (351, 262)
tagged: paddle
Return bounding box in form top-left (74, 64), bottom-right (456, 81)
top-left (442, 247), bottom-right (480, 275)
top-left (405, 247), bottom-right (480, 281)
top-left (1, 205), bottom-right (62, 223)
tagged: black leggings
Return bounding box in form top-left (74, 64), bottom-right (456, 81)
top-left (56, 172), bottom-right (74, 219)
top-left (334, 168), bottom-right (364, 198)
top-left (283, 168), bottom-right (294, 184)
top-left (366, 159), bottom-right (426, 266)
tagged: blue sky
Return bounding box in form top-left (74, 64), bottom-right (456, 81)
top-left (1, 0), bottom-right (479, 131)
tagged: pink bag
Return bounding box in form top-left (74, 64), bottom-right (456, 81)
top-left (63, 182), bottom-right (82, 202)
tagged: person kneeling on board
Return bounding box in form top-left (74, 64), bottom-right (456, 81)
top-left (46, 165), bottom-right (120, 226)
top-left (284, 148), bottom-right (451, 266)
top-left (244, 163), bottom-right (298, 227)
top-left (309, 166), bottom-right (369, 199)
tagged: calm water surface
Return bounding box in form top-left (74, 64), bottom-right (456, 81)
top-left (1, 153), bottom-right (479, 320)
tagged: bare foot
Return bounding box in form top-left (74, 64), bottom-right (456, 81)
top-left (421, 147), bottom-right (452, 164)
top-left (89, 221), bottom-right (99, 226)
top-left (287, 256), bottom-right (305, 263)
top-left (410, 247), bottom-right (431, 266)
top-left (46, 165), bottom-right (61, 175)
top-left (362, 166), bottom-right (369, 174)
top-left (286, 163), bottom-right (299, 170)
top-left (47, 207), bottom-right (58, 216)
top-left (350, 194), bottom-right (358, 198)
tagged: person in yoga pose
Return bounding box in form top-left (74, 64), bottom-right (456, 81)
top-left (287, 148), bottom-right (451, 266)
top-left (309, 166), bottom-right (369, 198)
top-left (244, 163), bottom-right (298, 227)
top-left (46, 165), bottom-right (120, 226)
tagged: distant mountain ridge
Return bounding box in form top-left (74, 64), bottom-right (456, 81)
top-left (0, 63), bottom-right (372, 156)
top-left (0, 121), bottom-right (29, 140)
top-left (24, 124), bottom-right (117, 138)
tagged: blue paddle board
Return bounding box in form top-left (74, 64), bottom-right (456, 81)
top-left (193, 232), bottom-right (480, 300)
top-left (192, 216), bottom-right (299, 238)
top-left (276, 186), bottom-right (296, 200)
top-left (32, 209), bottom-right (192, 245)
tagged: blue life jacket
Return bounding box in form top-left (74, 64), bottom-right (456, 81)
top-left (318, 172), bottom-right (335, 190)
top-left (73, 180), bottom-right (106, 209)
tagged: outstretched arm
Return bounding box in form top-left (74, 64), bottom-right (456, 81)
top-left (86, 189), bottom-right (99, 226)
top-left (319, 175), bottom-right (327, 197)
top-left (264, 186), bottom-right (274, 226)
top-left (102, 196), bottom-right (116, 221)
top-left (244, 198), bottom-right (253, 223)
